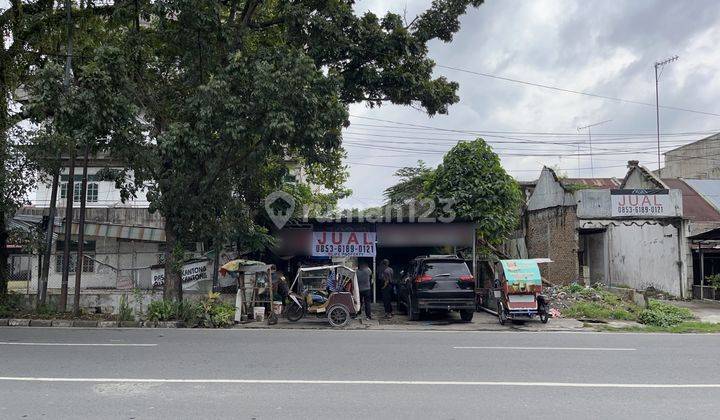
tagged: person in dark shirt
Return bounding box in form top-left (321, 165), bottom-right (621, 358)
top-left (381, 259), bottom-right (394, 318)
top-left (356, 262), bottom-right (373, 320)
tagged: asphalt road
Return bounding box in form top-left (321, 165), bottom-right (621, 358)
top-left (1, 327), bottom-right (719, 419)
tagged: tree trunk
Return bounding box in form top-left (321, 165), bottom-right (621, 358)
top-left (38, 168), bottom-right (59, 307)
top-left (0, 211), bottom-right (8, 298)
top-left (163, 218), bottom-right (182, 301)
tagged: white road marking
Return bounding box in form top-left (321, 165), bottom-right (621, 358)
top-left (0, 342), bottom-right (156, 347)
top-left (0, 377), bottom-right (717, 388)
top-left (453, 346), bottom-right (636, 351)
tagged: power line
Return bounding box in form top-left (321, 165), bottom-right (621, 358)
top-left (348, 122), bottom-right (720, 138)
top-left (436, 64), bottom-right (720, 117)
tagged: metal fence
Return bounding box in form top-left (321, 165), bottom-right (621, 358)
top-left (6, 250), bottom-right (166, 293)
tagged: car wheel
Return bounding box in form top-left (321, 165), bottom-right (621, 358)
top-left (460, 309), bottom-right (474, 322)
top-left (497, 302), bottom-right (507, 325)
top-left (327, 305), bottom-right (351, 328)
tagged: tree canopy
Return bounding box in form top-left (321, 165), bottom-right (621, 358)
top-left (383, 139), bottom-right (522, 245)
top-left (2, 0), bottom-right (484, 301)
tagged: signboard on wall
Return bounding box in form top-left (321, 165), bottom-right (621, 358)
top-left (151, 259), bottom-right (213, 291)
top-left (311, 231), bottom-right (376, 257)
top-left (611, 189), bottom-right (674, 217)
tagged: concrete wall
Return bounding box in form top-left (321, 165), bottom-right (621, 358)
top-left (34, 167), bottom-right (151, 208)
top-left (576, 189), bottom-right (683, 219)
top-left (579, 220), bottom-right (686, 296)
top-left (526, 206), bottom-right (579, 284)
top-left (29, 236), bottom-right (164, 291)
top-left (661, 134), bottom-right (720, 179)
top-left (527, 167), bottom-right (576, 211)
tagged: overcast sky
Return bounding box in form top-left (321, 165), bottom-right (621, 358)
top-left (342, 0), bottom-right (720, 208)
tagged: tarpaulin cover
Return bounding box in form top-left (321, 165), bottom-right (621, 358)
top-left (500, 259), bottom-right (542, 286)
top-left (219, 259), bottom-right (268, 276)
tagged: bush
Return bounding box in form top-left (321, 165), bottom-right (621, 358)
top-left (146, 299), bottom-right (177, 321)
top-left (565, 283), bottom-right (584, 294)
top-left (145, 294), bottom-right (235, 328)
top-left (0, 292), bottom-right (25, 317)
top-left (118, 295), bottom-right (134, 322)
top-left (638, 300), bottom-right (694, 327)
top-left (198, 292), bottom-right (235, 328)
top-left (177, 301), bottom-right (202, 327)
top-left (564, 302), bottom-right (635, 320)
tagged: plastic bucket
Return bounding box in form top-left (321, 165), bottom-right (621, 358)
top-left (272, 301), bottom-right (283, 315)
top-left (253, 306), bottom-right (265, 322)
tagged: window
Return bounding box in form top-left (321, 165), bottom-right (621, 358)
top-left (59, 175), bottom-right (99, 203)
top-left (55, 254), bottom-right (95, 273)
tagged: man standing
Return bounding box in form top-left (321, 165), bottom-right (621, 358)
top-left (356, 262), bottom-right (373, 320)
top-left (381, 259), bottom-right (394, 318)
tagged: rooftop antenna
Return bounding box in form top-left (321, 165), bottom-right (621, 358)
top-left (577, 119), bottom-right (612, 177)
top-left (654, 55), bottom-right (679, 172)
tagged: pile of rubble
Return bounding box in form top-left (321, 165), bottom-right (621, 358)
top-left (543, 285), bottom-right (608, 316)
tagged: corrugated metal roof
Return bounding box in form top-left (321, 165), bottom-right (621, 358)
top-left (663, 179), bottom-right (720, 222)
top-left (562, 178), bottom-right (622, 189)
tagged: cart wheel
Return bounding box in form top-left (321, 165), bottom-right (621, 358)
top-left (497, 302), bottom-right (507, 325)
top-left (328, 305), bottom-right (351, 328)
top-left (539, 303), bottom-right (549, 324)
top-left (286, 301), bottom-right (304, 322)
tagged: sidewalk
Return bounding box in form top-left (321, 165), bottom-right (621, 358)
top-left (236, 304), bottom-right (585, 332)
top-left (668, 299), bottom-right (720, 323)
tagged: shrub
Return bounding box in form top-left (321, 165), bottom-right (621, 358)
top-left (638, 300), bottom-right (694, 327)
top-left (198, 292), bottom-right (235, 328)
top-left (118, 295), bottom-right (134, 322)
top-left (146, 299), bottom-right (177, 321)
top-left (177, 301), bottom-right (202, 327)
top-left (565, 283), bottom-right (584, 294)
top-left (0, 292), bottom-right (25, 317)
top-left (706, 274), bottom-right (720, 290)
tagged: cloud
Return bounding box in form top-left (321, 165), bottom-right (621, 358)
top-left (341, 0), bottom-right (720, 208)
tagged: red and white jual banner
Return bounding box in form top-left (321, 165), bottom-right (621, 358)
top-left (311, 231), bottom-right (376, 257)
top-left (611, 189), bottom-right (672, 217)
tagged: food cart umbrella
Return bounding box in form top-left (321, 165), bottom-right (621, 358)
top-left (219, 259), bottom-right (269, 276)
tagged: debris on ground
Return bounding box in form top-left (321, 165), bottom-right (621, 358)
top-left (544, 283), bottom-right (640, 321)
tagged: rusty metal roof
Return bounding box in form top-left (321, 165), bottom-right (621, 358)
top-left (562, 178), bottom-right (622, 189)
top-left (663, 178), bottom-right (720, 222)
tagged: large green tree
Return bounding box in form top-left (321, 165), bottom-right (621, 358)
top-left (428, 139), bottom-right (521, 244)
top-left (105, 0), bottom-right (484, 301)
top-left (0, 0), bottom-right (59, 298)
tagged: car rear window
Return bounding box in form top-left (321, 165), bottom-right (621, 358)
top-left (422, 261), bottom-right (471, 277)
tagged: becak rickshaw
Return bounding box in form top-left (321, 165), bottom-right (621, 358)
top-left (493, 259), bottom-right (551, 324)
top-left (286, 265), bottom-right (360, 327)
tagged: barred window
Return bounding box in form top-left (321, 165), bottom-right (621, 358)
top-left (60, 182), bottom-right (99, 203)
top-left (55, 254), bottom-right (95, 273)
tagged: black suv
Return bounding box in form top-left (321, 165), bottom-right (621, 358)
top-left (398, 255), bottom-right (475, 322)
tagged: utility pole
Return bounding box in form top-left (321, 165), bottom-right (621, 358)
top-left (577, 119), bottom-right (612, 177)
top-left (72, 145), bottom-right (89, 316)
top-left (654, 55), bottom-right (679, 172)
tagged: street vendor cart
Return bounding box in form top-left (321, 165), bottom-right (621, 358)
top-left (493, 259), bottom-right (551, 324)
top-left (219, 259), bottom-right (278, 324)
top-left (286, 265), bottom-right (360, 327)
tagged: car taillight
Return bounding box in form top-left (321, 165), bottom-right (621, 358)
top-left (415, 275), bottom-right (433, 283)
top-left (459, 275), bottom-right (474, 282)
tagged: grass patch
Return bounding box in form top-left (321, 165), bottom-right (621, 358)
top-left (561, 287), bottom-right (640, 321)
top-left (599, 322), bottom-right (720, 333)
top-left (637, 300), bottom-right (694, 327)
top-left (564, 302), bottom-right (637, 320)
